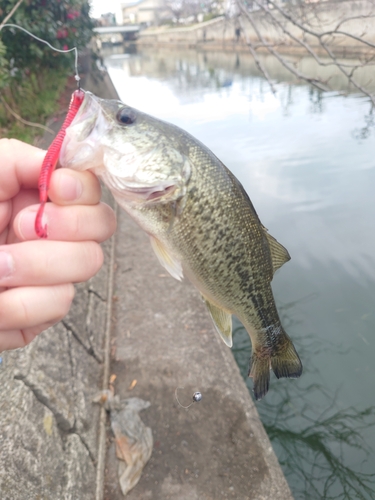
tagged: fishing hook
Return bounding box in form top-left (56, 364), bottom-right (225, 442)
top-left (175, 387), bottom-right (202, 409)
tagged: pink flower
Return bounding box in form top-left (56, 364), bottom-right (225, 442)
top-left (63, 44), bottom-right (69, 50)
top-left (67, 10), bottom-right (80, 20)
top-left (57, 28), bottom-right (68, 39)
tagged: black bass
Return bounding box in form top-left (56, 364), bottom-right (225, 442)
top-left (60, 91), bottom-right (302, 400)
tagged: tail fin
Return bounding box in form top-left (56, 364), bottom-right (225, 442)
top-left (248, 354), bottom-right (270, 401)
top-left (249, 330), bottom-right (302, 400)
top-left (271, 331), bottom-right (303, 380)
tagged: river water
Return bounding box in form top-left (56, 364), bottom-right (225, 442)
top-left (103, 46), bottom-right (375, 500)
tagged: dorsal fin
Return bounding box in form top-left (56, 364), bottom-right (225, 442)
top-left (225, 169), bottom-right (290, 275)
top-left (262, 227), bottom-right (291, 275)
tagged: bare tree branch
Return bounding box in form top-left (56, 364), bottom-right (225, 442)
top-left (238, 0), bottom-right (331, 92)
top-left (234, 0), bottom-right (375, 103)
top-left (0, 96), bottom-right (54, 134)
top-left (266, 0), bottom-right (375, 49)
top-left (251, 0), bottom-right (362, 69)
top-left (0, 0), bottom-right (24, 29)
top-left (334, 12), bottom-right (375, 31)
top-left (237, 15), bottom-right (277, 93)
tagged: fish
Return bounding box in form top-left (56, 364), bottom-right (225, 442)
top-left (60, 91), bottom-right (302, 400)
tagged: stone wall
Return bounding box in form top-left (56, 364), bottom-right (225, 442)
top-left (0, 70), bottom-right (118, 500)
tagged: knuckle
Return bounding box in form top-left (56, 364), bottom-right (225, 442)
top-left (0, 289), bottom-right (30, 329)
top-left (54, 284), bottom-right (75, 319)
top-left (65, 282), bottom-right (76, 304)
top-left (86, 170), bottom-right (102, 196)
top-left (0, 138), bottom-right (21, 159)
top-left (97, 203), bottom-right (117, 242)
top-left (86, 242), bottom-right (104, 274)
top-left (77, 242), bottom-right (103, 281)
top-left (0, 138), bottom-right (12, 153)
top-left (0, 138), bottom-right (9, 154)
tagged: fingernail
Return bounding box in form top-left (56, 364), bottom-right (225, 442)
top-left (0, 251), bottom-right (14, 279)
top-left (59, 172), bottom-right (83, 201)
top-left (18, 209), bottom-right (48, 240)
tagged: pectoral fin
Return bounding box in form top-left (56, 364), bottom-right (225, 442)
top-left (263, 227), bottom-right (291, 275)
top-left (202, 296), bottom-right (233, 347)
top-left (150, 236), bottom-right (183, 281)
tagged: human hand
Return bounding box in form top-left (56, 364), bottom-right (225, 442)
top-left (0, 139), bottom-right (116, 352)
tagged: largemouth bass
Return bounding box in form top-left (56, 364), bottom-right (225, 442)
top-left (60, 91), bottom-right (302, 400)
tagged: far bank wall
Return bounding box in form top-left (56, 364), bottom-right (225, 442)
top-left (138, 0), bottom-right (375, 55)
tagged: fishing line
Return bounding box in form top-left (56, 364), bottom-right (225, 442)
top-left (0, 23), bottom-right (85, 237)
top-left (175, 387), bottom-right (202, 409)
top-left (0, 23), bottom-right (81, 87)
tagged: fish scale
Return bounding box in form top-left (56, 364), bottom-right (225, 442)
top-left (60, 92), bottom-right (302, 400)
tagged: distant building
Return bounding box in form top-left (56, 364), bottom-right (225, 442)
top-left (121, 0), bottom-right (171, 26)
top-left (98, 12), bottom-right (117, 26)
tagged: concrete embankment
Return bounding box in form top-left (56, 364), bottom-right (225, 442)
top-left (0, 66), bottom-right (293, 499)
top-left (0, 69), bottom-right (118, 500)
top-left (137, 0), bottom-right (375, 56)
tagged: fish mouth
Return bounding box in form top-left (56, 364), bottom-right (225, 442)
top-left (60, 92), bottom-right (191, 205)
top-left (60, 91), bottom-right (106, 171)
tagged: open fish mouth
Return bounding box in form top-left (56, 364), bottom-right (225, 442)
top-left (60, 92), bottom-right (191, 204)
top-left (60, 91), bottom-right (106, 170)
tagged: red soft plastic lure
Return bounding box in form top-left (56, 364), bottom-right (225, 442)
top-left (35, 89), bottom-right (85, 238)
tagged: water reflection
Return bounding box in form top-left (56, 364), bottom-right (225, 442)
top-left (308, 87), bottom-right (325, 115)
top-left (352, 106), bottom-right (375, 141)
top-left (103, 46), bottom-right (375, 500)
top-left (232, 311), bottom-right (375, 500)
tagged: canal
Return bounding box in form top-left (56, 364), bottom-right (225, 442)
top-left (103, 46), bottom-right (375, 500)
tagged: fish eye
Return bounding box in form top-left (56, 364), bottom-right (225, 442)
top-left (116, 108), bottom-right (136, 125)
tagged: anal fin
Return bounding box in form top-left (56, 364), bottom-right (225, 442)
top-left (150, 236), bottom-right (183, 281)
top-left (202, 296), bottom-right (233, 347)
top-left (249, 353), bottom-right (270, 401)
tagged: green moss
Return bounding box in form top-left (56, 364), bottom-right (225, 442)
top-left (0, 67), bottom-right (68, 144)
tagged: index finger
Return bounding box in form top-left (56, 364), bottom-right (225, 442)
top-left (0, 139), bottom-right (45, 202)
